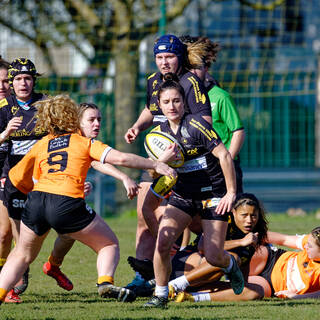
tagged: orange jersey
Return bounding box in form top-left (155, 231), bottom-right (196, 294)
top-left (271, 235), bottom-right (320, 294)
top-left (9, 133), bottom-right (111, 198)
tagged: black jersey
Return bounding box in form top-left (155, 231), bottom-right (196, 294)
top-left (157, 113), bottom-right (226, 198)
top-left (0, 93), bottom-right (47, 177)
top-left (146, 69), bottom-right (212, 126)
top-left (226, 214), bottom-right (256, 267)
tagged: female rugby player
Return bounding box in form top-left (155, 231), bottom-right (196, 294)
top-left (0, 95), bottom-right (175, 305)
top-left (143, 74), bottom-right (243, 308)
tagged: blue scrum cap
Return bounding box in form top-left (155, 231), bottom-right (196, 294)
top-left (153, 34), bottom-right (186, 58)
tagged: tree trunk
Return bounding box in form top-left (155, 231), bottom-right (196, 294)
top-left (114, 37), bottom-right (141, 212)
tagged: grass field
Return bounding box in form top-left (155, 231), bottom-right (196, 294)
top-left (1, 212), bottom-right (320, 319)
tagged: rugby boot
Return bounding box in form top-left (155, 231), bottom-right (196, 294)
top-left (127, 256), bottom-right (154, 281)
top-left (125, 275), bottom-right (154, 297)
top-left (14, 267), bottom-right (29, 294)
top-left (43, 262), bottom-right (73, 291)
top-left (98, 282), bottom-right (136, 302)
top-left (175, 291), bottom-right (194, 303)
top-left (143, 295), bottom-right (168, 308)
top-left (4, 289), bottom-right (22, 303)
top-left (226, 255), bottom-right (244, 295)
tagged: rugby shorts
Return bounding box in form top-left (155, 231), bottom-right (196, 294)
top-left (168, 191), bottom-right (230, 221)
top-left (22, 191), bottom-right (96, 236)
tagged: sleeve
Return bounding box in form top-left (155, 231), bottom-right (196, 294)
top-left (217, 95), bottom-right (243, 132)
top-left (0, 103), bottom-right (8, 133)
top-left (185, 76), bottom-right (212, 117)
top-left (89, 139), bottom-right (112, 163)
top-left (8, 146), bottom-right (37, 194)
top-left (188, 116), bottom-right (222, 152)
top-left (296, 234), bottom-right (308, 250)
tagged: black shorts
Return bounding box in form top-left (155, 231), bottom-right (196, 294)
top-left (168, 191), bottom-right (230, 221)
top-left (4, 177), bottom-right (27, 220)
top-left (22, 191), bottom-right (96, 236)
top-left (140, 170), bottom-right (153, 183)
top-left (259, 245), bottom-right (286, 296)
top-left (234, 159), bottom-right (243, 194)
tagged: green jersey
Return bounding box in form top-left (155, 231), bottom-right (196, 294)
top-left (208, 86), bottom-right (243, 156)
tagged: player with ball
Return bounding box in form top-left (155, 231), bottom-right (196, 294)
top-left (143, 73), bottom-right (244, 308)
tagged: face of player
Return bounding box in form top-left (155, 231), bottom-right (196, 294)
top-left (80, 108), bottom-right (102, 139)
top-left (191, 66), bottom-right (208, 82)
top-left (13, 73), bottom-right (34, 102)
top-left (159, 88), bottom-right (185, 125)
top-left (232, 204), bottom-right (259, 234)
top-left (155, 52), bottom-right (179, 75)
top-left (0, 68), bottom-right (10, 99)
top-left (305, 235), bottom-right (320, 260)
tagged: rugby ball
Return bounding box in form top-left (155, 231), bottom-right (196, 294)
top-left (144, 131), bottom-right (185, 168)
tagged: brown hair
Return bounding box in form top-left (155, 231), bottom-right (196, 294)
top-left (311, 226), bottom-right (320, 247)
top-left (35, 95), bottom-right (79, 135)
top-left (78, 102), bottom-right (100, 120)
top-left (180, 36), bottom-right (220, 69)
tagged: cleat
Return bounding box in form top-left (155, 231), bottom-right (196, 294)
top-left (14, 267), bottom-right (29, 294)
top-left (143, 295), bottom-right (168, 308)
top-left (98, 282), bottom-right (136, 302)
top-left (43, 262), bottom-right (73, 291)
top-left (127, 256), bottom-right (154, 281)
top-left (125, 276), bottom-right (154, 297)
top-left (168, 285), bottom-right (176, 300)
top-left (175, 291), bottom-right (194, 303)
top-left (226, 255), bottom-right (244, 295)
top-left (4, 289), bottom-right (22, 303)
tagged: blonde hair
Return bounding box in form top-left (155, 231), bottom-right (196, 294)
top-left (182, 36), bottom-right (220, 69)
top-left (35, 95), bottom-right (80, 135)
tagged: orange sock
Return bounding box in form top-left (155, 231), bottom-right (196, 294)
top-left (0, 288), bottom-right (8, 302)
top-left (97, 275), bottom-right (114, 285)
top-left (48, 255), bottom-right (62, 267)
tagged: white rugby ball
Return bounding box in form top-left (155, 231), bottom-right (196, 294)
top-left (144, 131), bottom-right (185, 168)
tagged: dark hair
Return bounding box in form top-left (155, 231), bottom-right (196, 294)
top-left (311, 226), bottom-right (320, 247)
top-left (0, 57), bottom-right (10, 70)
top-left (157, 72), bottom-right (185, 103)
top-left (78, 102), bottom-right (100, 120)
top-left (233, 193), bottom-right (268, 247)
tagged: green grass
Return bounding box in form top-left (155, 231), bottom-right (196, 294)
top-left (1, 213), bottom-right (320, 319)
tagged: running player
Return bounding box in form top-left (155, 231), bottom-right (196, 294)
top-left (124, 34), bottom-right (212, 294)
top-left (42, 102), bottom-right (139, 291)
top-left (143, 74), bottom-right (243, 308)
top-left (0, 95), bottom-right (175, 305)
top-left (0, 58), bottom-right (46, 299)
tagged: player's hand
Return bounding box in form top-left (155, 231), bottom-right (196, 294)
top-left (124, 127), bottom-right (140, 144)
top-left (215, 192), bottom-right (236, 215)
top-left (241, 232), bottom-right (259, 247)
top-left (2, 117), bottom-right (23, 139)
top-left (122, 176), bottom-right (140, 200)
top-left (153, 160), bottom-right (177, 178)
top-left (274, 290), bottom-right (297, 299)
top-left (158, 143), bottom-right (180, 163)
top-left (84, 181), bottom-right (93, 197)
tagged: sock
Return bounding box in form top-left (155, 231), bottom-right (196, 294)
top-left (155, 285), bottom-right (168, 298)
top-left (0, 288), bottom-right (8, 302)
top-left (222, 254), bottom-right (234, 273)
top-left (192, 292), bottom-right (211, 302)
top-left (169, 275), bottom-right (189, 291)
top-left (48, 255), bottom-right (63, 267)
top-left (97, 275), bottom-right (114, 285)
